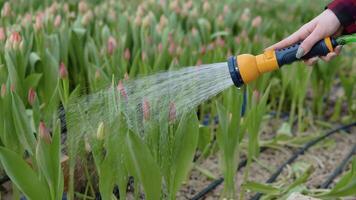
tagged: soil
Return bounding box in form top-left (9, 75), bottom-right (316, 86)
top-left (177, 119), bottom-right (356, 200)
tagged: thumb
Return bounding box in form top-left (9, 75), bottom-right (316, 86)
top-left (296, 25), bottom-right (325, 59)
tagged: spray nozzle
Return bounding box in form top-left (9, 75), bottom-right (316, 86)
top-left (227, 35), bottom-right (352, 88)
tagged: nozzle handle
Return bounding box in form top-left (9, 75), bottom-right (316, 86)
top-left (275, 37), bottom-right (338, 67)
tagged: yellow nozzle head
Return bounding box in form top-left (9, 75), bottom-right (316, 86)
top-left (228, 50), bottom-right (279, 87)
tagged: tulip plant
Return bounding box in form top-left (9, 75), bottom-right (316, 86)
top-left (0, 0), bottom-right (355, 200)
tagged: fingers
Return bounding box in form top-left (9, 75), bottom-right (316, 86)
top-left (333, 45), bottom-right (342, 55)
top-left (304, 57), bottom-right (318, 66)
top-left (304, 45), bottom-right (342, 66)
top-left (297, 25), bottom-right (325, 58)
top-left (320, 52), bottom-right (337, 62)
top-left (267, 24), bottom-right (311, 50)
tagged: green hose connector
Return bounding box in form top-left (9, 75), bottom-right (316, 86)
top-left (336, 34), bottom-right (356, 45)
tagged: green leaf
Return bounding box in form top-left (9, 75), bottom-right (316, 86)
top-left (29, 52), bottom-right (41, 70)
top-left (171, 112), bottom-right (199, 196)
top-left (11, 92), bottom-right (36, 155)
top-left (35, 121), bottom-right (63, 200)
top-left (0, 147), bottom-right (51, 200)
top-left (24, 73), bottom-right (42, 90)
top-left (242, 181), bottom-right (280, 195)
top-left (126, 131), bottom-right (161, 200)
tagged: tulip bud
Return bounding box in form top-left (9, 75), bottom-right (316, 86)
top-left (141, 51), bottom-right (147, 61)
top-left (0, 27), bottom-right (5, 42)
top-left (1, 84), bottom-right (6, 98)
top-left (117, 80), bottom-right (128, 100)
top-left (252, 90), bottom-right (260, 103)
top-left (107, 36), bottom-right (117, 56)
top-left (169, 102), bottom-right (176, 123)
top-left (124, 48), bottom-right (131, 61)
top-left (39, 121), bottom-right (52, 144)
top-left (48, 2), bottom-right (58, 15)
top-left (241, 8), bottom-right (250, 22)
top-left (142, 14), bottom-right (151, 28)
top-left (59, 62), bottom-right (68, 79)
top-left (168, 42), bottom-right (175, 55)
top-left (200, 45), bottom-right (206, 55)
top-left (6, 31), bottom-right (22, 50)
top-left (122, 74), bottom-right (128, 81)
top-left (159, 15), bottom-right (168, 28)
top-left (196, 59), bottom-right (202, 66)
top-left (10, 84), bottom-right (15, 92)
top-left (96, 122), bottom-right (105, 140)
top-left (157, 43), bottom-right (163, 53)
top-left (1, 2), bottom-right (11, 17)
top-left (142, 99), bottom-right (150, 121)
top-left (63, 3), bottom-right (69, 13)
top-left (251, 16), bottom-right (262, 28)
top-left (34, 13), bottom-right (44, 31)
top-left (81, 10), bottom-right (93, 26)
top-left (54, 15), bottom-right (61, 27)
top-left (95, 69), bottom-right (101, 80)
top-left (215, 37), bottom-right (225, 48)
top-left (28, 88), bottom-right (36, 106)
top-left (134, 15), bottom-right (142, 26)
top-left (22, 14), bottom-right (32, 27)
top-left (78, 1), bottom-right (88, 14)
top-left (203, 1), bottom-right (210, 13)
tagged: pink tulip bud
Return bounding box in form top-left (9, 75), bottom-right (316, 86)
top-left (34, 13), bottom-right (44, 31)
top-left (48, 2), bottom-right (58, 15)
top-left (200, 45), bottom-right (206, 55)
top-left (78, 1), bottom-right (88, 14)
top-left (168, 42), bottom-right (175, 55)
top-left (142, 99), bottom-right (150, 121)
top-left (157, 43), bottom-right (163, 53)
top-left (107, 36), bottom-right (117, 56)
top-left (59, 62), bottom-right (68, 79)
top-left (39, 121), bottom-right (52, 144)
top-left (134, 15), bottom-right (142, 26)
top-left (124, 48), bottom-right (131, 61)
top-left (1, 84), bottom-right (6, 98)
top-left (196, 59), bottom-right (202, 66)
top-left (142, 14), bottom-right (151, 28)
top-left (20, 13), bottom-right (31, 27)
top-left (169, 102), bottom-right (176, 123)
top-left (241, 8), bottom-right (250, 22)
top-left (63, 3), bottom-right (69, 13)
top-left (224, 5), bottom-right (230, 13)
top-left (252, 90), bottom-right (260, 103)
top-left (28, 88), bottom-right (36, 106)
top-left (1, 2), bottom-right (11, 17)
top-left (81, 11), bottom-right (93, 26)
top-left (10, 84), bottom-right (15, 92)
top-left (215, 37), bottom-right (225, 47)
top-left (96, 122), bottom-right (105, 140)
top-left (54, 15), bottom-right (61, 27)
top-left (6, 31), bottom-right (22, 50)
top-left (117, 80), bottom-right (128, 100)
top-left (252, 16), bottom-right (262, 28)
top-left (203, 1), bottom-right (210, 13)
top-left (141, 51), bottom-right (147, 61)
top-left (124, 73), bottom-right (129, 80)
top-left (0, 27), bottom-right (5, 41)
top-left (95, 69), bottom-right (101, 80)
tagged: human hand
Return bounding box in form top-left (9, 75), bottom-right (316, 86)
top-left (268, 9), bottom-right (343, 66)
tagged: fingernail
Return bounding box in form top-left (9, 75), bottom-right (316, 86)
top-left (296, 47), bottom-right (305, 59)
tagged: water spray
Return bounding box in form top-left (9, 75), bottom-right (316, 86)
top-left (228, 34), bottom-right (356, 88)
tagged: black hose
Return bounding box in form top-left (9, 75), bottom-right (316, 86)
top-left (319, 144), bottom-right (356, 189)
top-left (250, 122), bottom-right (356, 200)
top-left (190, 147), bottom-right (267, 200)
